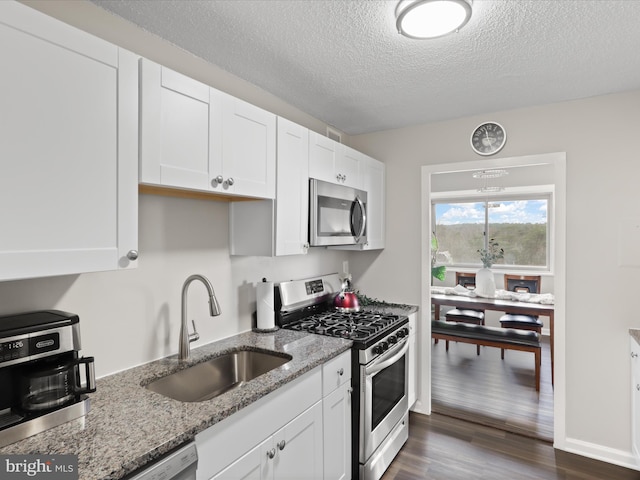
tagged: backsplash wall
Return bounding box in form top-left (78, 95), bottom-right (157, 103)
top-left (0, 194), bottom-right (348, 378)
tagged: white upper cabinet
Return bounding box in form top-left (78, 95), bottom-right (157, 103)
top-left (230, 117), bottom-right (309, 256)
top-left (361, 154), bottom-right (386, 250)
top-left (0, 2), bottom-right (138, 281)
top-left (309, 132), bottom-right (361, 189)
top-left (140, 59), bottom-right (275, 199)
top-left (273, 117), bottom-right (309, 255)
top-left (217, 94), bottom-right (276, 198)
top-left (332, 154), bottom-right (386, 251)
top-left (140, 59), bottom-right (222, 191)
top-left (338, 144), bottom-right (363, 189)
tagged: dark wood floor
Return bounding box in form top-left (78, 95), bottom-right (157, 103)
top-left (381, 412), bottom-right (640, 480)
top-left (431, 335), bottom-right (554, 441)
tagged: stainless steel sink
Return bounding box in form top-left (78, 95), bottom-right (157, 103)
top-left (146, 349), bottom-right (292, 402)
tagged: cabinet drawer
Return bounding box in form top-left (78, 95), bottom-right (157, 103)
top-left (322, 351), bottom-right (351, 395)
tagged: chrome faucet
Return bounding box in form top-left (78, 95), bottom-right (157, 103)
top-left (179, 274), bottom-right (221, 361)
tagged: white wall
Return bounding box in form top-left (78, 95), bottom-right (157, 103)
top-left (0, 194), bottom-right (347, 378)
top-left (348, 89), bottom-right (640, 468)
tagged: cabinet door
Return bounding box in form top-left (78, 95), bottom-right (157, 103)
top-left (217, 94), bottom-right (276, 198)
top-left (212, 437), bottom-right (271, 480)
top-left (361, 155), bottom-right (385, 250)
top-left (275, 117), bottom-right (309, 255)
top-left (338, 145), bottom-right (362, 189)
top-left (0, 2), bottom-right (138, 281)
top-left (140, 58), bottom-right (222, 191)
top-left (323, 383), bottom-right (351, 480)
top-left (309, 132), bottom-right (339, 184)
top-left (272, 402), bottom-right (323, 479)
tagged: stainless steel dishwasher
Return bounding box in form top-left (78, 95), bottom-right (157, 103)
top-left (124, 442), bottom-right (198, 480)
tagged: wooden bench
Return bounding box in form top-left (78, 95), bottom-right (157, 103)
top-left (431, 320), bottom-right (542, 391)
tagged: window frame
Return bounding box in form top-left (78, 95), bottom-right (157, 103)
top-left (431, 185), bottom-right (554, 273)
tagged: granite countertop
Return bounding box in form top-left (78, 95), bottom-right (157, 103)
top-left (361, 302), bottom-right (419, 318)
top-left (0, 329), bottom-right (352, 480)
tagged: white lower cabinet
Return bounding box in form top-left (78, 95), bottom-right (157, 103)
top-left (322, 351), bottom-right (352, 480)
top-left (212, 403), bottom-right (323, 480)
top-left (322, 383), bottom-right (351, 480)
top-left (197, 353), bottom-right (352, 480)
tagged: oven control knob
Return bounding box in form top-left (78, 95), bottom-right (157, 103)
top-left (380, 341), bottom-right (389, 351)
top-left (373, 345), bottom-right (383, 355)
top-left (396, 330), bottom-right (405, 339)
top-left (388, 335), bottom-right (397, 345)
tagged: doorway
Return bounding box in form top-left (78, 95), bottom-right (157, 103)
top-left (417, 152), bottom-right (566, 444)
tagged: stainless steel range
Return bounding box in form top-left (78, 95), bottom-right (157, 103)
top-left (275, 273), bottom-right (409, 480)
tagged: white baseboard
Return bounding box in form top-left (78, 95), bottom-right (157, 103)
top-left (562, 437), bottom-right (640, 472)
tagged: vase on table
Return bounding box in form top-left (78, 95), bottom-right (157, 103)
top-left (475, 267), bottom-right (496, 298)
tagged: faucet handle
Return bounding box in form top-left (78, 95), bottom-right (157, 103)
top-left (189, 320), bottom-right (200, 343)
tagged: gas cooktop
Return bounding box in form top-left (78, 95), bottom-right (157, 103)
top-left (285, 310), bottom-right (403, 340)
top-left (275, 273), bottom-right (408, 349)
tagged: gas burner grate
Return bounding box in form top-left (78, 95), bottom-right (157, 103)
top-left (286, 310), bottom-right (402, 342)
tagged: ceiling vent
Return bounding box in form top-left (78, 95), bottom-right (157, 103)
top-left (326, 126), bottom-right (342, 143)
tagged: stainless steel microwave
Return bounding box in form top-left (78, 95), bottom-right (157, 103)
top-left (309, 178), bottom-right (367, 246)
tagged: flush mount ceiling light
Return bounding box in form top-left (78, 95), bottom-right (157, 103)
top-left (396, 0), bottom-right (472, 39)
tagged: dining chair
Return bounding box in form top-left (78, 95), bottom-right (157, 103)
top-left (499, 274), bottom-right (543, 358)
top-left (443, 272), bottom-right (485, 355)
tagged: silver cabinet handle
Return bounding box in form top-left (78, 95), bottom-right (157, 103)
top-left (337, 368), bottom-right (344, 376)
top-left (277, 440), bottom-right (286, 451)
top-left (216, 175), bottom-right (223, 183)
top-left (127, 250), bottom-right (138, 260)
top-left (227, 177), bottom-right (235, 186)
top-left (637, 384), bottom-right (640, 391)
top-left (266, 448), bottom-right (276, 459)
top-left (632, 352), bottom-right (638, 358)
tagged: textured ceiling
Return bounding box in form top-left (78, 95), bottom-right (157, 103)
top-left (90, 0), bottom-right (640, 135)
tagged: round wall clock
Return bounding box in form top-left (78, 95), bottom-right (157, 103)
top-left (470, 122), bottom-right (506, 156)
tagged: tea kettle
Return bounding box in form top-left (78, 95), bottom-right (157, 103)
top-left (333, 275), bottom-right (360, 312)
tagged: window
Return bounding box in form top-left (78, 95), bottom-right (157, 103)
top-left (432, 193), bottom-right (550, 270)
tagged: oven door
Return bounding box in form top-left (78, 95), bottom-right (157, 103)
top-left (359, 337), bottom-right (409, 463)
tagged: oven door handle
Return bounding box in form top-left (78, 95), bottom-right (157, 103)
top-left (365, 338), bottom-right (409, 376)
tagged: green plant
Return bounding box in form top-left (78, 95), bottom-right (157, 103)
top-left (478, 238), bottom-right (504, 268)
top-left (431, 233), bottom-right (446, 281)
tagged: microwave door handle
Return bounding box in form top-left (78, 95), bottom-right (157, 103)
top-left (353, 195), bottom-right (366, 241)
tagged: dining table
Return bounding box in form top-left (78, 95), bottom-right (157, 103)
top-left (431, 292), bottom-right (555, 385)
